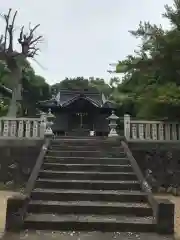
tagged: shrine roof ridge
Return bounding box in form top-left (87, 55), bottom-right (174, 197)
top-left (57, 88), bottom-right (101, 95)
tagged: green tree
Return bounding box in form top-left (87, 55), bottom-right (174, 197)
top-left (113, 0), bottom-right (180, 119)
top-left (52, 77), bottom-right (113, 97)
top-left (0, 8), bottom-right (42, 116)
top-left (0, 58), bottom-right (50, 116)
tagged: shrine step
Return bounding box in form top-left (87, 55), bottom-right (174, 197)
top-left (23, 213), bottom-right (155, 232)
top-left (49, 145), bottom-right (124, 151)
top-left (50, 139), bottom-right (121, 147)
top-left (44, 156), bottom-right (129, 165)
top-left (31, 189), bottom-right (148, 203)
top-left (38, 170), bottom-right (137, 181)
top-left (52, 137), bottom-right (107, 141)
top-left (20, 138), bottom-right (158, 234)
top-left (27, 200), bottom-right (152, 216)
top-left (35, 179), bottom-right (141, 191)
top-left (46, 150), bottom-right (126, 158)
top-left (42, 163), bottom-right (133, 172)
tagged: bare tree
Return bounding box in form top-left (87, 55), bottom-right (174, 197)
top-left (0, 8), bottom-right (42, 116)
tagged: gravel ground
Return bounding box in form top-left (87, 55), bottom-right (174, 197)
top-left (0, 231), bottom-right (175, 240)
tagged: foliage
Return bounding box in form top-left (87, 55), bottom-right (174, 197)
top-left (2, 2), bottom-right (180, 119)
top-left (0, 99), bottom-right (9, 116)
top-left (22, 73), bottom-right (50, 116)
top-left (0, 58), bottom-right (50, 116)
top-left (114, 0), bottom-right (180, 119)
top-left (51, 77), bottom-right (113, 97)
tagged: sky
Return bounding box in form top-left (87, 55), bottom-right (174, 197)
top-left (0, 0), bottom-right (173, 85)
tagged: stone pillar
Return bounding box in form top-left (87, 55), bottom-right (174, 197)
top-left (107, 110), bottom-right (119, 137)
top-left (124, 114), bottom-right (131, 140)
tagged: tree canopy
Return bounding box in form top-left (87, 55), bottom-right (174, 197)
top-left (114, 0), bottom-right (180, 120)
top-left (51, 77), bottom-right (113, 97)
top-left (0, 59), bottom-right (50, 116)
top-left (1, 1), bottom-right (180, 120)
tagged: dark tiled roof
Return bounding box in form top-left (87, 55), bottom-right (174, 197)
top-left (39, 89), bottom-right (115, 109)
top-left (62, 94), bottom-right (101, 107)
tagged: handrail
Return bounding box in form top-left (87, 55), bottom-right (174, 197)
top-left (0, 117), bottom-right (41, 121)
top-left (121, 140), bottom-right (175, 233)
top-left (19, 138), bottom-right (50, 221)
top-left (24, 139), bottom-right (50, 195)
top-left (130, 120), bottom-right (180, 124)
top-left (121, 140), bottom-right (157, 214)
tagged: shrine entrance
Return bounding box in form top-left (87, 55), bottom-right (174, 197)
top-left (71, 112), bottom-right (89, 129)
top-left (66, 96), bottom-right (98, 136)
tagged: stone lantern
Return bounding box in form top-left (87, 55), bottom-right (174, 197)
top-left (107, 110), bottom-right (119, 137)
top-left (44, 108), bottom-right (55, 138)
top-left (39, 111), bottom-right (47, 121)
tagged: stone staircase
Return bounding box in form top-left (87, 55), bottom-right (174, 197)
top-left (23, 137), bottom-right (156, 232)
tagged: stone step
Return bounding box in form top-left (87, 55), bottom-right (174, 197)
top-left (50, 139), bottom-right (121, 147)
top-left (49, 145), bottom-right (124, 151)
top-left (38, 170), bottom-right (137, 181)
top-left (24, 213), bottom-right (155, 232)
top-left (54, 136), bottom-right (105, 140)
top-left (44, 156), bottom-right (129, 165)
top-left (46, 150), bottom-right (126, 158)
top-left (35, 179), bottom-right (140, 191)
top-left (31, 189), bottom-right (148, 203)
top-left (42, 163), bottom-right (133, 172)
top-left (28, 200), bottom-right (152, 216)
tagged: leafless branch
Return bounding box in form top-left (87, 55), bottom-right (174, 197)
top-left (0, 8), bottom-right (42, 61)
top-left (1, 9), bottom-right (18, 53)
top-left (18, 23), bottom-right (42, 57)
top-left (32, 58), bottom-right (47, 70)
top-left (7, 10), bottom-right (18, 52)
top-left (0, 35), bottom-right (3, 47)
top-left (3, 8), bottom-right (11, 51)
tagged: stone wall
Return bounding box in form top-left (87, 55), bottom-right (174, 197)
top-left (129, 141), bottom-right (180, 195)
top-left (0, 139), bottom-right (43, 190)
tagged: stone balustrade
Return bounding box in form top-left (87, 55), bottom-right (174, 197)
top-left (0, 117), bottom-right (45, 139)
top-left (124, 114), bottom-right (180, 141)
top-left (1, 112), bottom-right (180, 141)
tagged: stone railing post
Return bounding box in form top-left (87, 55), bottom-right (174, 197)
top-left (39, 111), bottom-right (47, 139)
top-left (107, 110), bottom-right (119, 137)
top-left (124, 114), bottom-right (131, 140)
top-left (3, 119), bottom-right (9, 137)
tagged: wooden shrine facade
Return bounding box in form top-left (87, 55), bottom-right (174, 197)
top-left (38, 89), bottom-right (116, 136)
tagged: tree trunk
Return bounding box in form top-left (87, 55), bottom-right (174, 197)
top-left (7, 66), bottom-right (22, 117)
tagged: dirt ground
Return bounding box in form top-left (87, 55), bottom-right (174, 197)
top-left (154, 193), bottom-right (180, 240)
top-left (0, 191), bottom-right (16, 234)
top-left (0, 191), bottom-right (179, 239)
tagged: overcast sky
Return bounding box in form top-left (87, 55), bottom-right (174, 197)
top-left (0, 0), bottom-right (173, 85)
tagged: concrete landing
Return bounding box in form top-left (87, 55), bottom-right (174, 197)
top-left (0, 231), bottom-right (174, 240)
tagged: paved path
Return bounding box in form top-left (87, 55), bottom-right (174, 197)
top-left (0, 231), bottom-right (174, 240)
